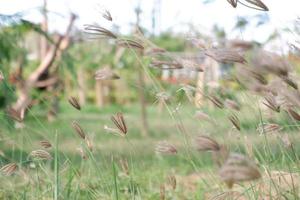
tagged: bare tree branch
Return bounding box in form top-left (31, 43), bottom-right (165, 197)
top-left (14, 14), bottom-right (76, 112)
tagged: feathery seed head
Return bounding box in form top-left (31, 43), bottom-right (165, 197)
top-left (30, 150), bottom-right (52, 160)
top-left (195, 135), bottom-right (220, 152)
top-left (68, 96), bottom-right (81, 110)
top-left (0, 163), bottom-right (18, 176)
top-left (219, 153), bottom-right (261, 188)
top-left (155, 141), bottom-right (178, 155)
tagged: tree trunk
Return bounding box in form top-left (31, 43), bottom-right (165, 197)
top-left (194, 58), bottom-right (220, 108)
top-left (95, 80), bottom-right (105, 107)
top-left (77, 68), bottom-right (86, 105)
top-left (137, 66), bottom-right (149, 136)
top-left (194, 71), bottom-right (205, 108)
top-left (13, 14), bottom-right (76, 113)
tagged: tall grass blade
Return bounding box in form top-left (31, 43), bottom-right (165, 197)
top-left (54, 132), bottom-right (59, 200)
top-left (112, 157), bottom-right (119, 200)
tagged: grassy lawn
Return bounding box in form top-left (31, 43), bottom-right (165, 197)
top-left (1, 97), bottom-right (300, 199)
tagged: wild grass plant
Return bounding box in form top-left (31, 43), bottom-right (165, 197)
top-left (1, 1), bottom-right (300, 199)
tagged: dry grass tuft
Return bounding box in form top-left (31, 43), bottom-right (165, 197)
top-left (102, 10), bottom-right (112, 21)
top-left (281, 75), bottom-right (298, 90)
top-left (0, 163), bottom-right (18, 176)
top-left (166, 175), bottom-right (177, 190)
top-left (68, 96), bottom-right (81, 110)
top-left (7, 107), bottom-right (24, 122)
top-left (95, 67), bottom-right (120, 80)
top-left (30, 150), bottom-right (52, 160)
top-left (257, 123), bottom-right (282, 134)
top-left (39, 140), bottom-right (52, 149)
top-left (227, 0), bottom-right (269, 11)
top-left (219, 153), bottom-right (261, 188)
top-left (111, 112), bottom-right (127, 135)
top-left (224, 99), bottom-right (240, 111)
top-left (177, 58), bottom-right (204, 72)
top-left (207, 95), bottom-right (224, 109)
top-left (249, 70), bottom-right (268, 85)
top-left (195, 135), bottom-right (220, 151)
top-left (194, 111), bottom-right (213, 122)
top-left (263, 94), bottom-right (280, 112)
top-left (71, 121), bottom-right (86, 139)
top-left (287, 108), bottom-right (300, 121)
top-left (83, 24), bottom-right (117, 39)
top-left (228, 114), bottom-right (241, 131)
top-left (117, 38), bottom-right (144, 50)
top-left (252, 51), bottom-right (290, 77)
top-left (204, 48), bottom-right (246, 64)
top-left (155, 141), bottom-right (178, 155)
top-left (227, 0), bottom-right (238, 8)
top-left (145, 47), bottom-right (166, 55)
top-left (239, 0), bottom-right (269, 11)
top-left (150, 59), bottom-right (183, 70)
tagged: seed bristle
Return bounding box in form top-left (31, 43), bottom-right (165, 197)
top-left (204, 48), bottom-right (246, 64)
top-left (228, 114), bottom-right (241, 131)
top-left (219, 153), bottom-right (261, 188)
top-left (117, 39), bottom-right (144, 50)
top-left (227, 0), bottom-right (237, 8)
top-left (224, 99), bottom-right (240, 111)
top-left (195, 135), bottom-right (220, 151)
top-left (111, 112), bottom-right (127, 135)
top-left (155, 141), bottom-right (177, 155)
top-left (150, 59), bottom-right (183, 70)
top-left (0, 163), bottom-right (18, 176)
top-left (30, 150), bottom-right (52, 160)
top-left (263, 94), bottom-right (280, 112)
top-left (207, 95), bottom-right (224, 109)
top-left (95, 67), bottom-right (120, 80)
top-left (166, 175), bottom-right (176, 190)
top-left (119, 158), bottom-right (129, 176)
top-left (71, 121), bottom-right (86, 139)
top-left (68, 96), bottom-right (81, 110)
top-left (7, 107), bottom-right (24, 122)
top-left (257, 123), bottom-right (282, 135)
top-left (240, 0), bottom-right (269, 11)
top-left (84, 24), bottom-right (117, 39)
top-left (227, 0), bottom-right (269, 11)
top-left (102, 10), bottom-right (112, 21)
top-left (287, 108), bottom-right (300, 121)
top-left (39, 140), bottom-right (52, 149)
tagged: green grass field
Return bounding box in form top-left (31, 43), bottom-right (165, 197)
top-left (1, 95), bottom-right (300, 199)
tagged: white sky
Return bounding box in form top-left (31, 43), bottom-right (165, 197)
top-left (0, 0), bottom-right (299, 45)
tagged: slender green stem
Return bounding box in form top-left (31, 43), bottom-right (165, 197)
top-left (54, 131), bottom-right (59, 200)
top-left (112, 157), bottom-right (119, 200)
